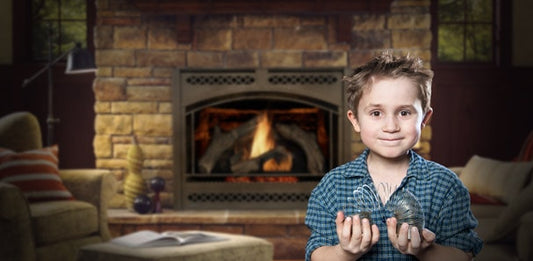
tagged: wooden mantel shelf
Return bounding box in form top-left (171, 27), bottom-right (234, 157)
top-left (129, 0), bottom-right (394, 15)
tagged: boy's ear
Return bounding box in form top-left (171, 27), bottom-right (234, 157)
top-left (347, 110), bottom-right (361, 132)
top-left (422, 107), bottom-right (433, 127)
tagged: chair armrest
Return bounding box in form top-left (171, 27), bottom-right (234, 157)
top-left (517, 211), bottom-right (533, 261)
top-left (59, 169), bottom-right (117, 240)
top-left (0, 182), bottom-right (36, 261)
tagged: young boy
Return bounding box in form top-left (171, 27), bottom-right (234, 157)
top-left (305, 52), bottom-right (482, 260)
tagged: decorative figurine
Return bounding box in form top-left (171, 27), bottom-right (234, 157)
top-left (133, 194), bottom-right (153, 214)
top-left (149, 177), bottom-right (166, 213)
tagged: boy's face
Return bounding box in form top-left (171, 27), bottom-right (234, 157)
top-left (347, 77), bottom-right (432, 161)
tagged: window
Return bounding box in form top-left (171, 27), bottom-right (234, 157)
top-left (31, 0), bottom-right (88, 61)
top-left (436, 0), bottom-right (495, 63)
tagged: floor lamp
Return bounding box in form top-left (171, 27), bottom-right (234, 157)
top-left (22, 41), bottom-right (96, 146)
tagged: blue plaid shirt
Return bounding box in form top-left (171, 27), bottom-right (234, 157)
top-left (305, 149), bottom-right (483, 260)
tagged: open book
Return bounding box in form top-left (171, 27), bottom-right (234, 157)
top-left (110, 230), bottom-right (227, 247)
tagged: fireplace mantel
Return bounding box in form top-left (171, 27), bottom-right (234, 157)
top-left (129, 0), bottom-right (394, 43)
top-left (129, 0), bottom-right (394, 15)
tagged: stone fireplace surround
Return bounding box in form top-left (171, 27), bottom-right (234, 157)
top-left (94, 0), bottom-right (432, 259)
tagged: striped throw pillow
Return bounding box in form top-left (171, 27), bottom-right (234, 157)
top-left (0, 145), bottom-right (74, 202)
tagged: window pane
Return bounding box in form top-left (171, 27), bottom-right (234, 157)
top-left (438, 24), bottom-right (465, 61)
top-left (32, 0), bottom-right (59, 20)
top-left (62, 0), bottom-right (87, 19)
top-left (465, 24), bottom-right (492, 61)
top-left (32, 22), bottom-right (60, 60)
top-left (31, 0), bottom-right (88, 61)
top-left (439, 0), bottom-right (465, 22)
top-left (467, 0), bottom-right (492, 22)
top-left (62, 21), bottom-right (86, 48)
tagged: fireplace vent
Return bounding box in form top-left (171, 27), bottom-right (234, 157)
top-left (188, 192), bottom-right (309, 203)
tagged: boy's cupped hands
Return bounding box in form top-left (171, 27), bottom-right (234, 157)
top-left (334, 211), bottom-right (436, 259)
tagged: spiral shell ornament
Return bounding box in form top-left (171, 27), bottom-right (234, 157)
top-left (124, 138), bottom-right (148, 211)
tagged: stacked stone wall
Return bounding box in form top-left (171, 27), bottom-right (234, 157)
top-left (93, 0), bottom-right (432, 208)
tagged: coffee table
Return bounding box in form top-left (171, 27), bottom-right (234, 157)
top-left (77, 231), bottom-right (273, 261)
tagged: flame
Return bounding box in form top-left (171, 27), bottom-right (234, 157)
top-left (249, 113), bottom-right (292, 172)
top-left (250, 113), bottom-right (274, 158)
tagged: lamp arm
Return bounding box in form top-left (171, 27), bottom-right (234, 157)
top-left (21, 46), bottom-right (76, 88)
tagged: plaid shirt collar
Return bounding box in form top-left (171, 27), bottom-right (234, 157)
top-left (342, 148), bottom-right (431, 181)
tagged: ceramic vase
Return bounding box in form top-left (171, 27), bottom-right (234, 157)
top-left (124, 138), bottom-right (147, 211)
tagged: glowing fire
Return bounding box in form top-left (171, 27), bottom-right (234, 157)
top-left (250, 113), bottom-right (293, 172)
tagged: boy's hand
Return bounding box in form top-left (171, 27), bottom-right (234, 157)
top-left (386, 217), bottom-right (436, 257)
top-left (334, 211), bottom-right (380, 259)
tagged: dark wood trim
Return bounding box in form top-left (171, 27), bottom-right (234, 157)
top-left (176, 15), bottom-right (192, 44)
top-left (335, 15), bottom-right (353, 43)
top-left (131, 0), bottom-right (384, 44)
top-left (129, 0), bottom-right (393, 15)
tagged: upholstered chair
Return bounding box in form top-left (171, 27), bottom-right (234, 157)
top-left (0, 111), bottom-right (116, 261)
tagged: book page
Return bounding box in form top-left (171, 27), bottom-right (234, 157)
top-left (111, 230), bottom-right (227, 247)
top-left (162, 231), bottom-right (227, 245)
top-left (111, 230), bottom-right (179, 247)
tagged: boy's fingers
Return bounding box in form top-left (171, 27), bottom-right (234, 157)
top-left (351, 215), bottom-right (362, 241)
top-left (360, 218), bottom-right (372, 249)
top-left (409, 226), bottom-right (421, 249)
top-left (342, 216), bottom-right (353, 239)
top-left (371, 224), bottom-right (380, 245)
top-left (421, 228), bottom-right (436, 244)
top-left (336, 211), bottom-right (346, 241)
top-left (336, 211), bottom-right (345, 225)
top-left (397, 223), bottom-right (410, 251)
top-left (386, 218), bottom-right (398, 242)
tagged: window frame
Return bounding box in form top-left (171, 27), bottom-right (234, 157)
top-left (431, 0), bottom-right (510, 68)
top-left (13, 0), bottom-right (95, 64)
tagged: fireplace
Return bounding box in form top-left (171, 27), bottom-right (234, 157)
top-left (173, 68), bottom-right (352, 209)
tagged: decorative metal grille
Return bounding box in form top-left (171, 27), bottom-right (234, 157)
top-left (186, 75), bottom-right (255, 85)
top-left (187, 192), bottom-right (309, 203)
top-left (268, 74), bottom-right (338, 85)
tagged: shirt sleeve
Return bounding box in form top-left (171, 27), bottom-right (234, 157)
top-left (432, 176), bottom-right (483, 256)
top-left (304, 175), bottom-right (340, 261)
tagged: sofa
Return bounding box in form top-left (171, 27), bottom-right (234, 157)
top-left (0, 111), bottom-right (117, 261)
top-left (450, 143), bottom-right (533, 261)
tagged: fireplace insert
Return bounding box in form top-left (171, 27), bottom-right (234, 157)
top-left (173, 68), bottom-right (352, 209)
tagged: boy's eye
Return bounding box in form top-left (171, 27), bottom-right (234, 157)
top-left (371, 111), bottom-right (381, 117)
top-left (399, 110), bottom-right (411, 116)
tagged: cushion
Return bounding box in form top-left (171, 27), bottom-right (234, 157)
top-left (484, 182), bottom-right (533, 242)
top-left (0, 145), bottom-right (74, 202)
top-left (460, 155), bottom-right (533, 204)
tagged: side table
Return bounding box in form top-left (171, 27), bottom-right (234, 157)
top-left (77, 230), bottom-right (273, 261)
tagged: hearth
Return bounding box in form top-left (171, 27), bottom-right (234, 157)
top-left (173, 68), bottom-right (352, 209)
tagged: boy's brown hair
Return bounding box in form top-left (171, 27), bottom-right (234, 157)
top-left (344, 51), bottom-right (434, 116)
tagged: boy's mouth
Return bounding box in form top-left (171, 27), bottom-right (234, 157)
top-left (378, 137), bottom-right (403, 145)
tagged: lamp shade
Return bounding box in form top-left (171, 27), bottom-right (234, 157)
top-left (65, 44), bottom-right (96, 74)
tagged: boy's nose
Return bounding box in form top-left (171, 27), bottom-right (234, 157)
top-left (382, 116), bottom-right (399, 132)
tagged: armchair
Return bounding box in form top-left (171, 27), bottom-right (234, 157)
top-left (0, 111), bottom-right (116, 261)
